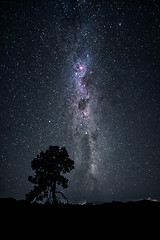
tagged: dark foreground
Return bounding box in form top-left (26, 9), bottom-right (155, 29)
top-left (1, 197), bottom-right (160, 217)
top-left (1, 198), bottom-right (160, 232)
top-left (1, 198), bottom-right (159, 235)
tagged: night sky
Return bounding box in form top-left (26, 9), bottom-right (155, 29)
top-left (1, 0), bottom-right (160, 203)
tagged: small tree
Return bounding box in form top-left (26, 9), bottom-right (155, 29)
top-left (25, 145), bottom-right (74, 204)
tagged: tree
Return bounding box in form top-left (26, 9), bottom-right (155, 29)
top-left (25, 145), bottom-right (74, 204)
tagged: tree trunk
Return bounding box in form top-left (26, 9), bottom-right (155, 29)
top-left (51, 182), bottom-right (57, 204)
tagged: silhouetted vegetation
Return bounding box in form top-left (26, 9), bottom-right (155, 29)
top-left (25, 145), bottom-right (74, 204)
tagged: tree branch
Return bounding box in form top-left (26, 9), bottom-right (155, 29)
top-left (55, 191), bottom-right (69, 204)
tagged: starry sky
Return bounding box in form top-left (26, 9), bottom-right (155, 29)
top-left (0, 0), bottom-right (160, 203)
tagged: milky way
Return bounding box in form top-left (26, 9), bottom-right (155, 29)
top-left (63, 14), bottom-right (106, 201)
top-left (70, 56), bottom-right (100, 190)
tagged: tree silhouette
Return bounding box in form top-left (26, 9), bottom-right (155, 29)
top-left (25, 145), bottom-right (74, 204)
